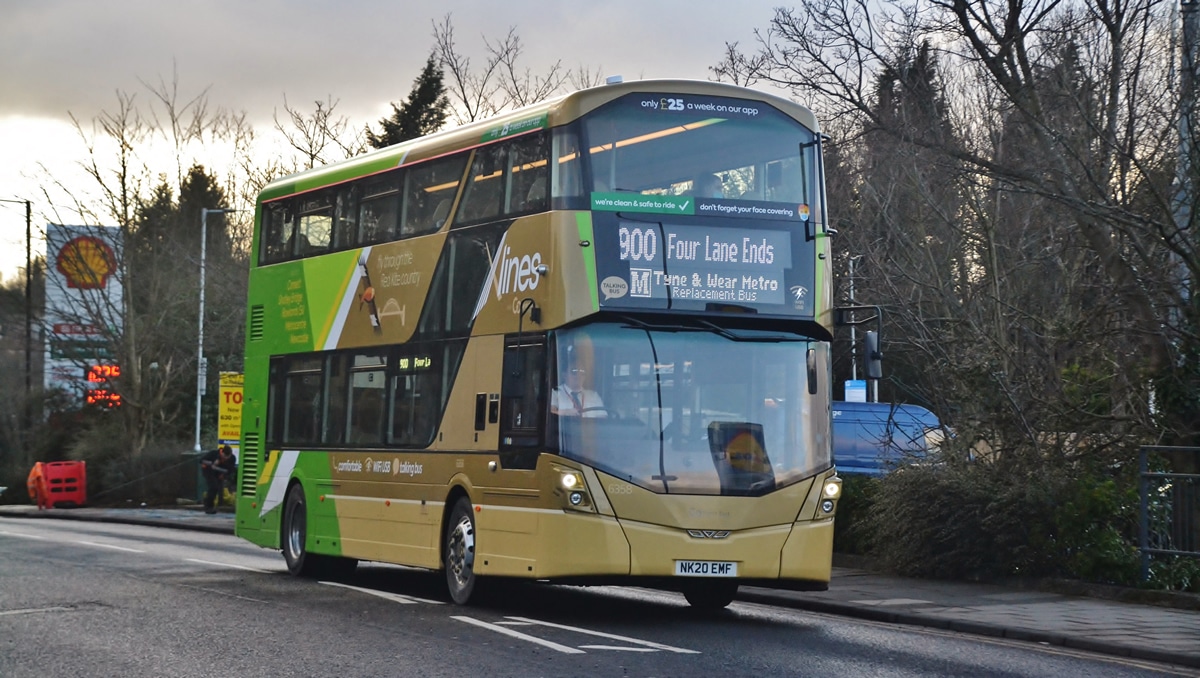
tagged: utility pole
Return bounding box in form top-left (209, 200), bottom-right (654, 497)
top-left (1174, 1), bottom-right (1199, 313)
top-left (848, 255), bottom-right (861, 381)
top-left (24, 199), bottom-right (30, 414)
top-left (1, 198), bottom-right (33, 428)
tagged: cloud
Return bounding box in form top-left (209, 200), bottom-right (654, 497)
top-left (1, 0), bottom-right (773, 123)
top-left (0, 0), bottom-right (780, 279)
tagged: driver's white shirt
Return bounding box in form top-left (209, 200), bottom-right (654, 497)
top-left (551, 385), bottom-right (605, 418)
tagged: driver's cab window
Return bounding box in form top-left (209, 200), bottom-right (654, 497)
top-left (550, 333), bottom-right (608, 420)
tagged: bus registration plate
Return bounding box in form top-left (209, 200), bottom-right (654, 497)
top-left (674, 560), bottom-right (738, 577)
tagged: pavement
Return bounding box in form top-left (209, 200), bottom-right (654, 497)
top-left (2, 504), bottom-right (1199, 671)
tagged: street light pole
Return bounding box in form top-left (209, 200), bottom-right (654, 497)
top-left (24, 199), bottom-right (30, 412)
top-left (194, 207), bottom-right (233, 453)
top-left (848, 255), bottom-right (861, 382)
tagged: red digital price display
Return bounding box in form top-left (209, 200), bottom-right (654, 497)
top-left (87, 364), bottom-right (121, 382)
top-left (85, 364), bottom-right (122, 407)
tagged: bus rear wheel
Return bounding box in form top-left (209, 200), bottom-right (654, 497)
top-left (283, 484), bottom-right (317, 576)
top-left (444, 497), bottom-right (478, 605)
top-left (683, 581), bottom-right (739, 610)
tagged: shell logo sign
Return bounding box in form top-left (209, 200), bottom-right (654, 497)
top-left (55, 236), bottom-right (117, 289)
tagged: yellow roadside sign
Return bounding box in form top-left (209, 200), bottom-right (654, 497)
top-left (218, 371), bottom-right (244, 444)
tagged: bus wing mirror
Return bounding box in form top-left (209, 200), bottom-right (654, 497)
top-left (864, 330), bottom-right (883, 380)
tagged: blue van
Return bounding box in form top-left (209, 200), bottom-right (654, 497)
top-left (832, 401), bottom-right (942, 476)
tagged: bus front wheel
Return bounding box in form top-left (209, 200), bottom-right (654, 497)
top-left (683, 581), bottom-right (739, 610)
top-left (444, 497), bottom-right (478, 605)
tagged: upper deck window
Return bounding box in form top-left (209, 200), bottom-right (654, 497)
top-left (403, 154), bottom-right (468, 236)
top-left (262, 202), bottom-right (296, 264)
top-left (582, 93), bottom-right (821, 222)
top-left (455, 131), bottom-right (548, 227)
top-left (258, 154), bottom-right (469, 266)
top-left (358, 171), bottom-right (402, 245)
top-left (297, 192), bottom-right (334, 255)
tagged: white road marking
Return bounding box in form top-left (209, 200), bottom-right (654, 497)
top-left (505, 616), bottom-right (699, 654)
top-left (185, 558), bottom-right (272, 573)
top-left (320, 580), bottom-right (444, 605)
top-left (849, 598), bottom-right (932, 606)
top-left (176, 584), bottom-right (268, 603)
top-left (0, 530), bottom-right (47, 539)
top-left (495, 620), bottom-right (536, 626)
top-left (76, 541), bottom-right (144, 553)
top-left (452, 615), bottom-right (586, 654)
top-left (579, 645), bottom-right (659, 652)
top-left (0, 606), bottom-right (73, 617)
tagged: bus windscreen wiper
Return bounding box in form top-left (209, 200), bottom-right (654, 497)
top-left (696, 320), bottom-right (795, 343)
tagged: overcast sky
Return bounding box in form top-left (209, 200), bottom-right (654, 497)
top-left (0, 0), bottom-right (787, 281)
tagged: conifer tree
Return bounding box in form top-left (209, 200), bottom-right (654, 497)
top-left (368, 55), bottom-right (450, 148)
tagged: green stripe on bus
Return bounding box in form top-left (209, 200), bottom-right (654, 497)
top-left (258, 154), bottom-right (408, 203)
top-left (576, 212), bottom-right (599, 311)
top-left (304, 250), bottom-right (362, 349)
top-left (481, 113), bottom-right (548, 142)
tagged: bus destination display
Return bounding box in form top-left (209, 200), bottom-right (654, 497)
top-left (608, 223), bottom-right (792, 305)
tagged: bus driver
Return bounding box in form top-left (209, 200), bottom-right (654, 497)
top-left (551, 357), bottom-right (607, 418)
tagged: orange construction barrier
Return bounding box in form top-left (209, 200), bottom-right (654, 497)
top-left (40, 461), bottom-right (87, 508)
top-left (26, 462), bottom-right (48, 510)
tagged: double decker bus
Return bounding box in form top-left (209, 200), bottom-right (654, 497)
top-left (235, 79), bottom-right (843, 609)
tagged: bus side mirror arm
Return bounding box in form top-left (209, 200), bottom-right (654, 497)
top-left (510, 298), bottom-right (542, 385)
top-left (834, 305), bottom-right (880, 328)
top-left (519, 298), bottom-right (541, 327)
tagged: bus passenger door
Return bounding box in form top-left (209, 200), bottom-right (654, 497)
top-left (474, 335), bottom-right (546, 577)
top-left (498, 335), bottom-right (546, 471)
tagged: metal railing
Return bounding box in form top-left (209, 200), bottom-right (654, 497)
top-left (1139, 445), bottom-right (1200, 581)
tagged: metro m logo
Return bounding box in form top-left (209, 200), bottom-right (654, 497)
top-left (630, 269), bottom-right (652, 298)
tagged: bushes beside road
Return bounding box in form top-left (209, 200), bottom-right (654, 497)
top-left (834, 449), bottom-right (1200, 593)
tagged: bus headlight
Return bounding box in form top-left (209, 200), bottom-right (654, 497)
top-left (823, 480), bottom-right (841, 499)
top-left (821, 499), bottom-right (835, 513)
top-left (554, 467), bottom-right (593, 511)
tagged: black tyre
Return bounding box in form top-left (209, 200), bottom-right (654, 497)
top-left (444, 497), bottom-right (478, 605)
top-left (282, 483), bottom-right (358, 579)
top-left (283, 484), bottom-right (318, 576)
top-left (683, 581), bottom-right (739, 610)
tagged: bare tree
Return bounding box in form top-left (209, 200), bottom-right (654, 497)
top-left (567, 64), bottom-right (608, 91)
top-left (718, 0), bottom-right (1195, 443)
top-left (38, 75), bottom-right (257, 462)
top-left (273, 95), bottom-right (367, 171)
top-left (432, 14), bottom-right (579, 124)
